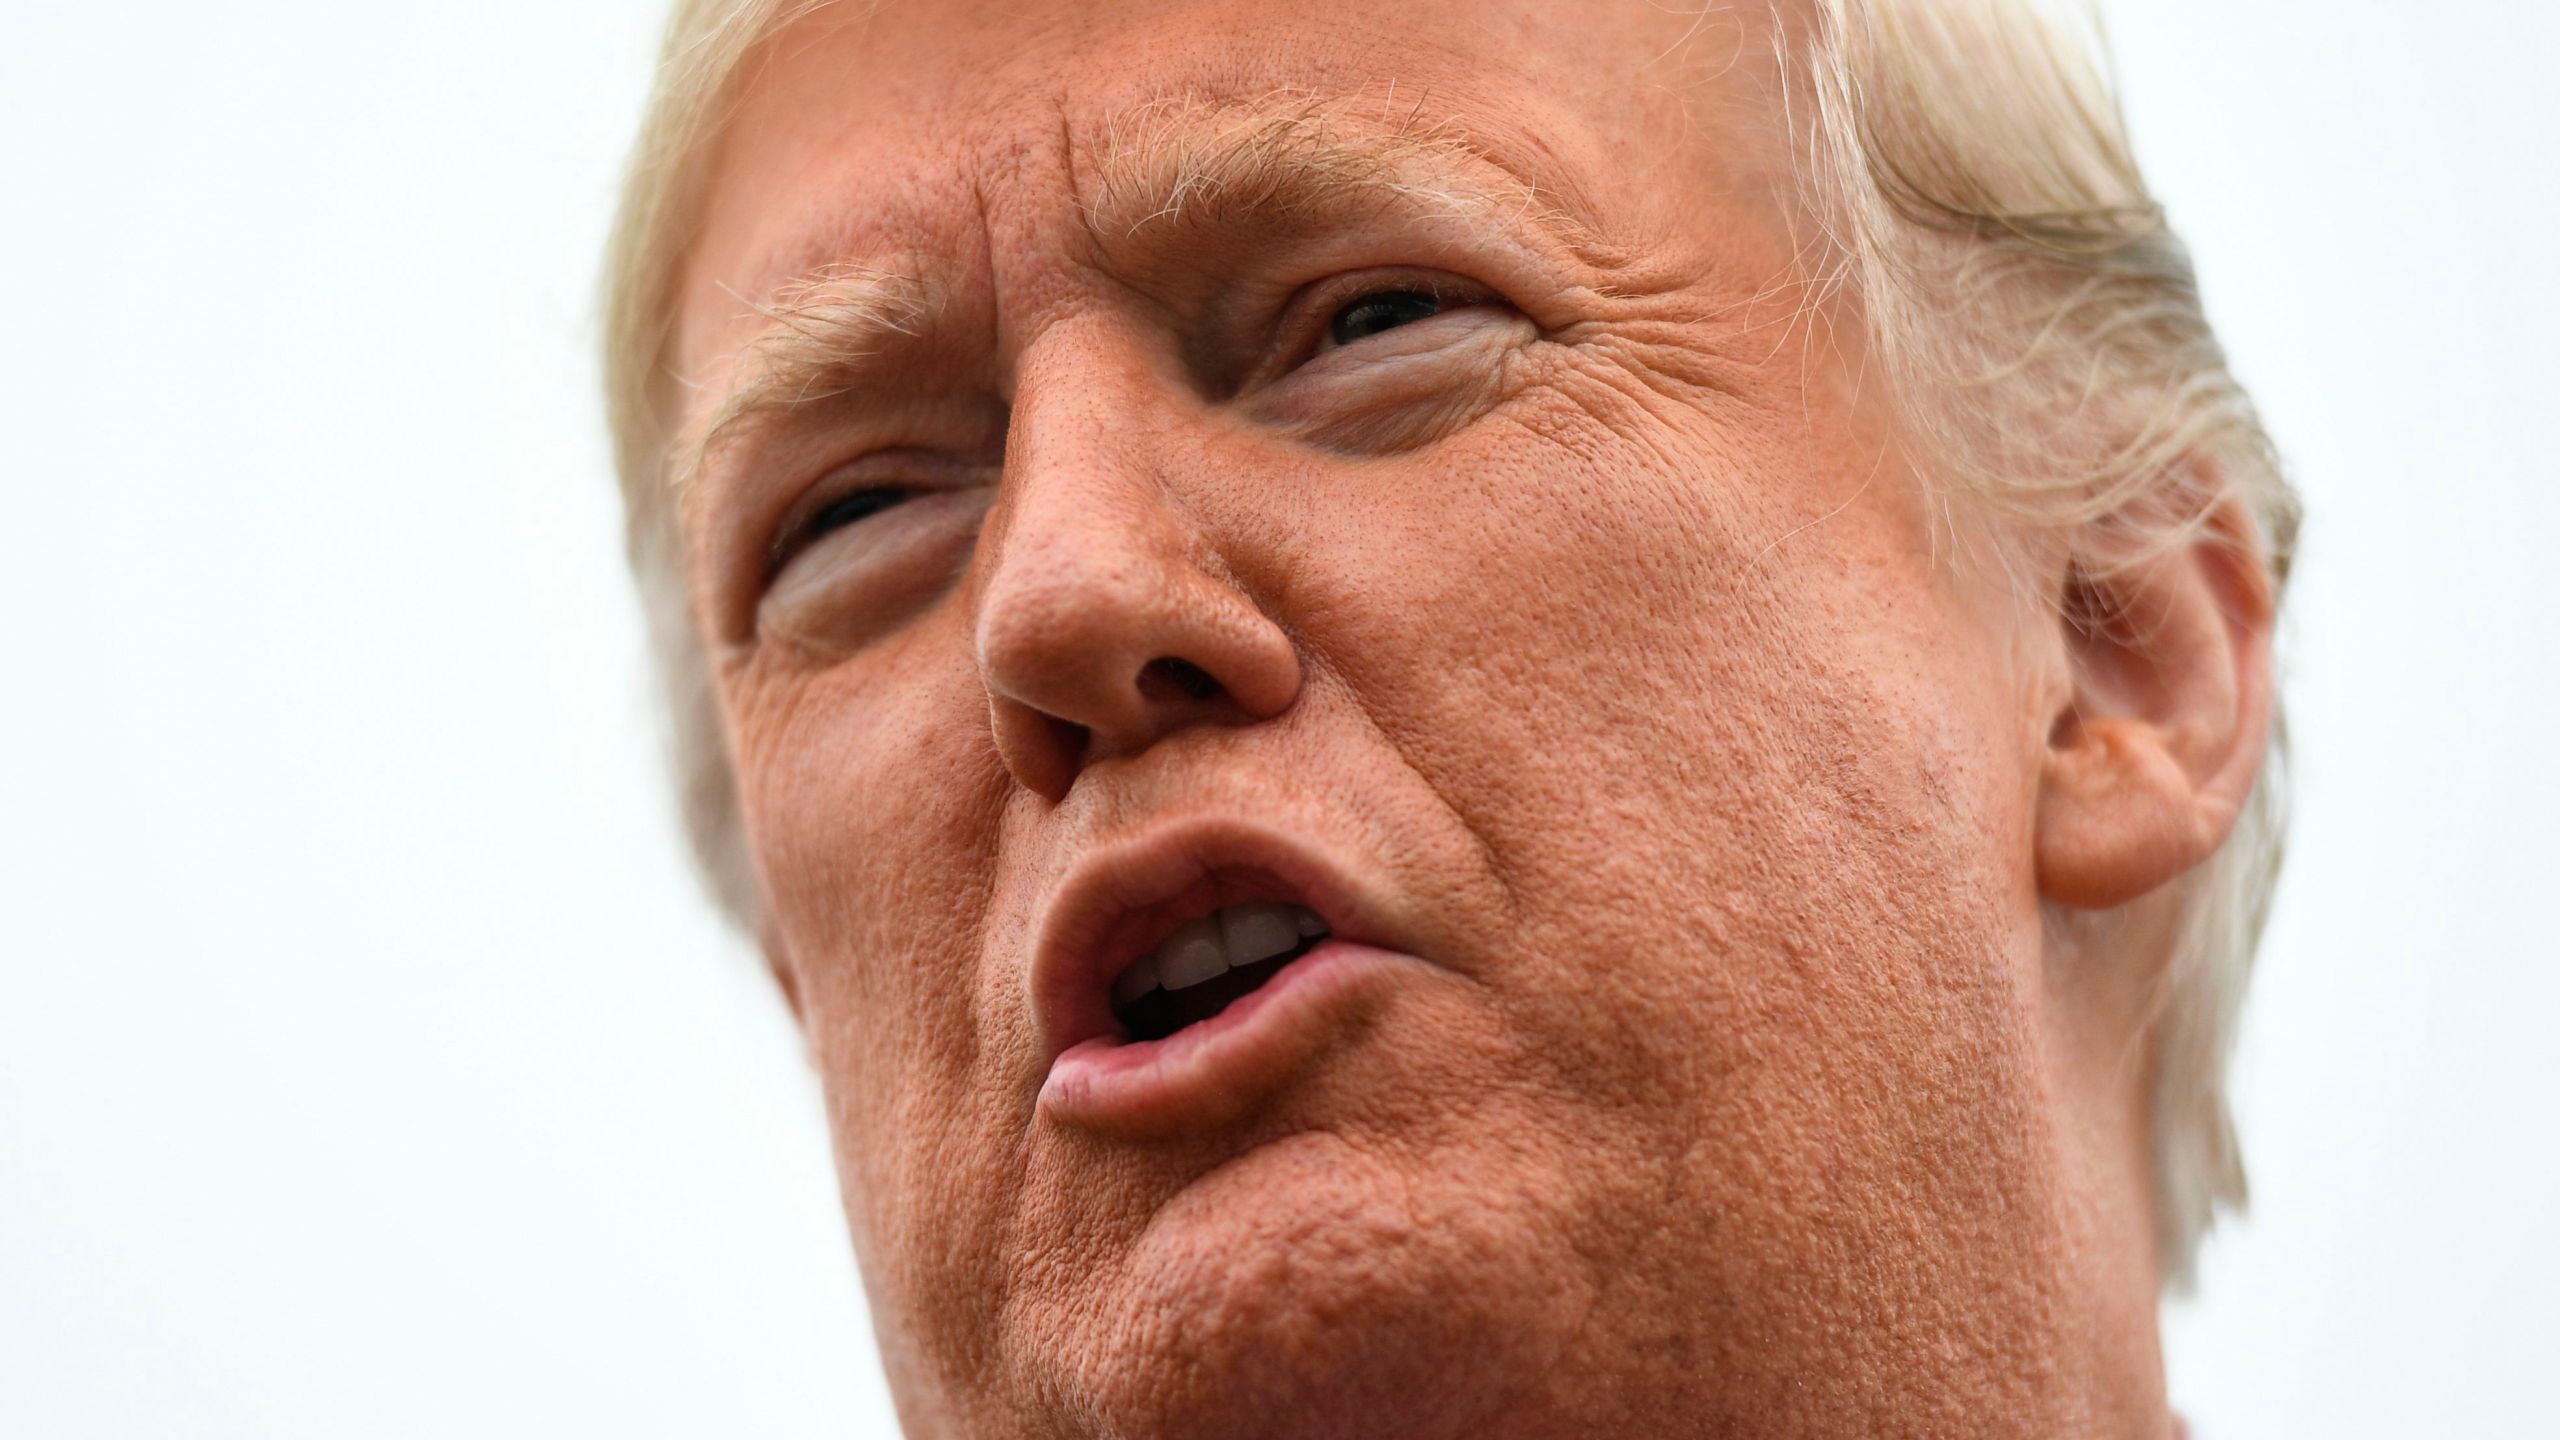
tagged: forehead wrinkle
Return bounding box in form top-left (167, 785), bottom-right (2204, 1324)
top-left (673, 261), bottom-right (941, 501)
top-left (1081, 89), bottom-right (1603, 255)
top-left (672, 85), bottom-right (1642, 516)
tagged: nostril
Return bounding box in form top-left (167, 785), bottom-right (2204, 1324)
top-left (1139, 656), bottom-right (1223, 703)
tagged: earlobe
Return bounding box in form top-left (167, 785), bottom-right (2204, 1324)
top-left (2034, 503), bottom-right (2276, 911)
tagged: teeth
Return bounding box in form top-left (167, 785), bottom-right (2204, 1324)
top-left (1219, 903), bottom-right (1303, 969)
top-left (1153, 916), bottom-right (1229, 991)
top-left (1109, 903), bottom-right (1337, 1009)
top-left (1109, 952), bottom-right (1159, 1007)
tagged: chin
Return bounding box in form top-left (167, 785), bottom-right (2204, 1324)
top-left (1011, 1128), bottom-right (1587, 1440)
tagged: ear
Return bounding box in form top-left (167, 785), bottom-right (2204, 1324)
top-left (2035, 500), bottom-right (2277, 910)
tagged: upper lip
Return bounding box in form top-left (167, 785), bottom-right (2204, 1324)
top-left (1027, 817), bottom-right (1398, 1066)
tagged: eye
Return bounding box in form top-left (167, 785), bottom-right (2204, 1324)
top-left (1232, 269), bottom-right (1519, 423)
top-left (1328, 289), bottom-right (1443, 346)
top-left (807, 485), bottom-right (913, 534)
top-left (768, 484), bottom-right (915, 576)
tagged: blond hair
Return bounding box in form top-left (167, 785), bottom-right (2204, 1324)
top-left (600, 0), bottom-right (2297, 1289)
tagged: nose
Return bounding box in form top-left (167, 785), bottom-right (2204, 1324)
top-left (971, 350), bottom-right (1302, 802)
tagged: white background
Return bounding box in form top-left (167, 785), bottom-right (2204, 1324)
top-left (3, 2), bottom-right (2553, 1435)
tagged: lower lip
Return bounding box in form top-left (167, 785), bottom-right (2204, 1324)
top-left (1038, 939), bottom-right (1416, 1136)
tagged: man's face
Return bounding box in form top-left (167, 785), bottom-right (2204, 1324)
top-left (670, 0), bottom-right (2157, 1433)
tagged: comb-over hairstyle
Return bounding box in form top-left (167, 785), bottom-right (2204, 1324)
top-left (601, 0), bottom-right (2298, 1289)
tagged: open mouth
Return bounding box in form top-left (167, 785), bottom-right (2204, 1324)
top-left (1107, 901), bottom-right (1332, 1043)
top-left (1030, 823), bottom-right (1422, 1133)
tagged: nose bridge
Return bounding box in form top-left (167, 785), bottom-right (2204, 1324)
top-left (968, 325), bottom-right (1303, 801)
top-left (974, 332), bottom-right (1194, 671)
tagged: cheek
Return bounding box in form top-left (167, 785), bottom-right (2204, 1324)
top-left (1303, 362), bottom-right (1966, 903)
top-left (724, 621), bottom-right (1023, 1244)
top-left (1299, 363), bottom-right (2056, 1269)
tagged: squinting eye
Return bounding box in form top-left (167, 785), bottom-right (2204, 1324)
top-left (806, 486), bottom-right (912, 537)
top-left (769, 485), bottom-right (915, 576)
top-left (1328, 290), bottom-right (1442, 346)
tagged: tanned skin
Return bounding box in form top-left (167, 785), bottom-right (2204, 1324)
top-left (662, 2), bottom-right (2274, 1433)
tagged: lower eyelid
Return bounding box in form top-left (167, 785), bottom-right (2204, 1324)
top-left (757, 486), bottom-right (993, 628)
top-left (1297, 305), bottom-right (1526, 378)
top-left (1253, 309), bottom-right (1537, 444)
top-left (1318, 301), bottom-right (1508, 359)
top-left (766, 495), bottom-right (898, 582)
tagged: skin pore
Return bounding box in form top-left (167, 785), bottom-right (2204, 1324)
top-left (661, 1), bottom-right (2272, 1434)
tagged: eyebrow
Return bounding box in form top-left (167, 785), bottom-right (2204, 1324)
top-left (679, 95), bottom-right (1591, 492)
top-left (678, 262), bottom-right (940, 493)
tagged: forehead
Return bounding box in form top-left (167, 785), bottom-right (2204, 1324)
top-left (672, 0), bottom-right (1793, 410)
